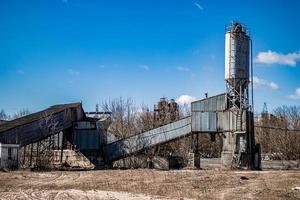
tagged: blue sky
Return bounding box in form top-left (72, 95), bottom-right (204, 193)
top-left (0, 0), bottom-right (300, 114)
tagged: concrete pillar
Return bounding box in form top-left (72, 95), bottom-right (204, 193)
top-left (188, 152), bottom-right (201, 169)
top-left (221, 132), bottom-right (235, 169)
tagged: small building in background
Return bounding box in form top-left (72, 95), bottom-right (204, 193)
top-left (0, 143), bottom-right (19, 169)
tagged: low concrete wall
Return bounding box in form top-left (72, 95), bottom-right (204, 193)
top-left (262, 160), bottom-right (300, 170)
top-left (53, 150), bottom-right (95, 169)
top-left (200, 158), bottom-right (300, 170)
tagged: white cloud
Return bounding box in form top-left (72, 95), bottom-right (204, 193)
top-left (67, 69), bottom-right (80, 76)
top-left (177, 66), bottom-right (190, 72)
top-left (194, 2), bottom-right (203, 11)
top-left (269, 82), bottom-right (279, 90)
top-left (255, 50), bottom-right (300, 66)
top-left (139, 65), bottom-right (149, 71)
top-left (253, 76), bottom-right (279, 90)
top-left (176, 95), bottom-right (197, 106)
top-left (288, 88), bottom-right (300, 100)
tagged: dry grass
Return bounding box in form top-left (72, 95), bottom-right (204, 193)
top-left (0, 169), bottom-right (299, 199)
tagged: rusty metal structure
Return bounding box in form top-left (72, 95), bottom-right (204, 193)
top-left (0, 22), bottom-right (260, 170)
top-left (154, 98), bottom-right (179, 126)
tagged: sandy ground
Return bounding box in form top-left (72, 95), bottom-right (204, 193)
top-left (0, 169), bottom-right (299, 200)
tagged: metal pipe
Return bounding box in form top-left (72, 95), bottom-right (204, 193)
top-left (250, 39), bottom-right (254, 112)
top-left (196, 133), bottom-right (199, 154)
top-left (30, 143), bottom-right (33, 167)
top-left (23, 145), bottom-right (26, 166)
top-left (36, 141), bottom-right (40, 165)
top-left (60, 132), bottom-right (64, 164)
top-left (57, 132), bottom-right (60, 150)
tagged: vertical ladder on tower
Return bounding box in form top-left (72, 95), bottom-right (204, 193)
top-left (236, 110), bottom-right (242, 131)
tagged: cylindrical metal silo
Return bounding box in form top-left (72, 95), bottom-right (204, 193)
top-left (225, 22), bottom-right (250, 84)
top-left (224, 22), bottom-right (252, 110)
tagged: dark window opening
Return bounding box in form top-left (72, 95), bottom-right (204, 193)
top-left (8, 147), bottom-right (12, 160)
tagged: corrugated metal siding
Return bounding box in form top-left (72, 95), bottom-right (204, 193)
top-left (192, 112), bottom-right (217, 132)
top-left (73, 130), bottom-right (100, 150)
top-left (191, 94), bottom-right (226, 132)
top-left (217, 111), bottom-right (229, 131)
top-left (191, 94), bottom-right (226, 112)
top-left (104, 117), bottom-right (192, 162)
top-left (192, 110), bottom-right (248, 133)
top-left (217, 110), bottom-right (247, 132)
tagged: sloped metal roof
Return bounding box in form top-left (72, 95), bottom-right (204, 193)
top-left (0, 102), bottom-right (83, 133)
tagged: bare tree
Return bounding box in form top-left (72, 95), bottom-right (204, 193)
top-left (0, 109), bottom-right (9, 120)
top-left (101, 97), bottom-right (142, 167)
top-left (255, 105), bottom-right (300, 161)
top-left (13, 108), bottom-right (30, 119)
top-left (102, 97), bottom-right (139, 139)
top-left (0, 108), bottom-right (30, 121)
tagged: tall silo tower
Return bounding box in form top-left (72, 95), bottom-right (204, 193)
top-left (223, 22), bottom-right (256, 168)
top-left (225, 22), bottom-right (252, 111)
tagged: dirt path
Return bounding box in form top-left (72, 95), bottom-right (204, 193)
top-left (0, 170), bottom-right (299, 199)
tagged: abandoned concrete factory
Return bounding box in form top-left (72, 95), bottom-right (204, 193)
top-left (0, 22), bottom-right (261, 170)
